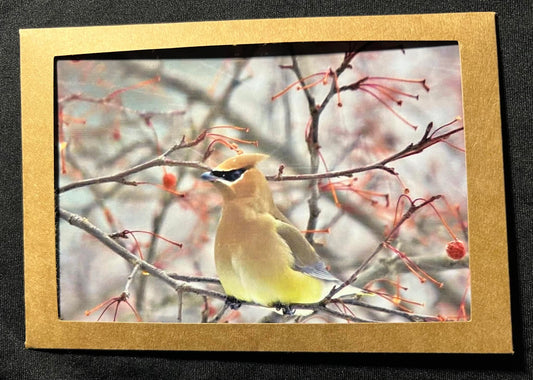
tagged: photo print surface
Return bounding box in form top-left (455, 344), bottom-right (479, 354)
top-left (56, 42), bottom-right (469, 324)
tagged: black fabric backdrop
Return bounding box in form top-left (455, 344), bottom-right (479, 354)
top-left (1, 1), bottom-right (531, 378)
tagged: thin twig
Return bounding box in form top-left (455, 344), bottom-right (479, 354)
top-left (59, 93), bottom-right (186, 120)
top-left (267, 162), bottom-right (396, 181)
top-left (267, 125), bottom-right (464, 182)
top-left (209, 303), bottom-right (231, 323)
top-left (294, 303), bottom-right (373, 323)
top-left (168, 273), bottom-right (221, 284)
top-left (58, 134), bottom-right (210, 193)
top-left (59, 208), bottom-right (180, 288)
top-left (354, 252), bottom-right (469, 288)
top-left (123, 263), bottom-right (141, 296)
top-left (64, 149), bottom-right (120, 231)
top-left (324, 195), bottom-right (441, 300)
top-left (176, 288), bottom-right (184, 323)
top-left (200, 60), bottom-right (246, 130)
top-left (136, 192), bottom-right (176, 314)
top-left (337, 298), bottom-right (442, 322)
top-left (289, 56), bottom-right (321, 244)
top-left (98, 139), bottom-right (157, 168)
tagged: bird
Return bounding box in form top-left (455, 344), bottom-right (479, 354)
top-left (201, 153), bottom-right (362, 314)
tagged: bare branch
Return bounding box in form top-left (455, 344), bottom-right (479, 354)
top-left (58, 135), bottom-right (210, 193)
top-left (59, 93), bottom-right (186, 120)
top-left (267, 124), bottom-right (464, 182)
top-left (354, 253), bottom-right (469, 289)
top-left (176, 288), bottom-right (184, 323)
top-left (324, 195), bottom-right (442, 300)
top-left (266, 162), bottom-right (395, 181)
top-left (208, 303), bottom-right (231, 323)
top-left (60, 207), bottom-right (442, 323)
top-left (295, 304), bottom-right (374, 323)
top-left (124, 263), bottom-right (141, 296)
top-left (168, 273), bottom-right (221, 284)
top-left (336, 298), bottom-right (442, 322)
top-left (136, 193), bottom-right (175, 314)
top-left (59, 208), bottom-right (181, 289)
top-left (288, 56), bottom-right (321, 244)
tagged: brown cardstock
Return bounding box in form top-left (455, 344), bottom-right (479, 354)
top-left (21, 13), bottom-right (512, 352)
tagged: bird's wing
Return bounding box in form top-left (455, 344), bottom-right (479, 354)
top-left (274, 218), bottom-right (340, 283)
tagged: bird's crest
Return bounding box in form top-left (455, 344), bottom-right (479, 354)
top-left (214, 153), bottom-right (269, 171)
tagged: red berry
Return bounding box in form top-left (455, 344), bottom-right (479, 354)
top-left (162, 172), bottom-right (177, 190)
top-left (112, 127), bottom-right (121, 140)
top-left (446, 240), bottom-right (466, 260)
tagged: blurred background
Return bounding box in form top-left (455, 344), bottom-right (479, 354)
top-left (57, 42), bottom-right (468, 323)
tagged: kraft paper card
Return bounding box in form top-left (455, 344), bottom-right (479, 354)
top-left (21, 12), bottom-right (512, 352)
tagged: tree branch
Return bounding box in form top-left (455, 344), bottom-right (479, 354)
top-left (324, 195), bottom-right (442, 300)
top-left (336, 298), bottom-right (442, 322)
top-left (58, 135), bottom-right (210, 193)
top-left (354, 253), bottom-right (469, 289)
top-left (59, 93), bottom-right (186, 121)
top-left (267, 124), bottom-right (464, 182)
top-left (59, 208), bottom-right (181, 289)
top-left (288, 56), bottom-right (322, 244)
top-left (60, 207), bottom-right (444, 323)
top-left (135, 193), bottom-right (175, 314)
top-left (167, 273), bottom-right (221, 284)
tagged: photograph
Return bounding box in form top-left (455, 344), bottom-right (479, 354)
top-left (56, 41), bottom-right (469, 324)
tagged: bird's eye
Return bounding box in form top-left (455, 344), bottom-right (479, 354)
top-left (226, 169), bottom-right (245, 181)
top-left (212, 168), bottom-right (246, 182)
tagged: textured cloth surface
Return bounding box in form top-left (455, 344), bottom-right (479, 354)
top-left (1, 1), bottom-right (531, 378)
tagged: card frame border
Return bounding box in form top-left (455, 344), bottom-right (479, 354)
top-left (20, 12), bottom-right (512, 353)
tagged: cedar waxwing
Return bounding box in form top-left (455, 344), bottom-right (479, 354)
top-left (202, 153), bottom-right (356, 313)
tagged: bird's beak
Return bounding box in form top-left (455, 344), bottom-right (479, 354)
top-left (201, 171), bottom-right (217, 182)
